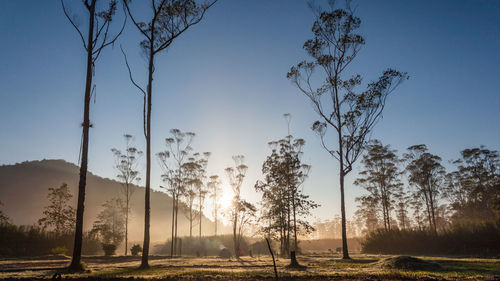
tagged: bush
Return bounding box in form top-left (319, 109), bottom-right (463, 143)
top-left (102, 243), bottom-right (117, 256)
top-left (50, 246), bottom-right (68, 255)
top-left (130, 244), bottom-right (142, 256)
top-left (0, 224), bottom-right (101, 257)
top-left (362, 222), bottom-right (500, 256)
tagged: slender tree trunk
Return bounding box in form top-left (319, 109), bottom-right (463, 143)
top-left (292, 195), bottom-right (298, 251)
top-left (189, 204), bottom-right (193, 238)
top-left (199, 199), bottom-right (202, 238)
top-left (125, 184), bottom-right (129, 256)
top-left (214, 204), bottom-right (218, 236)
top-left (140, 34), bottom-right (154, 269)
top-left (339, 170), bottom-right (350, 259)
top-left (170, 192), bottom-right (175, 257)
top-left (233, 211), bottom-right (238, 258)
top-left (429, 192), bottom-right (437, 233)
top-left (69, 2), bottom-right (95, 271)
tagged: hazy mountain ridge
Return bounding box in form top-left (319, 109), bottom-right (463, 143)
top-left (0, 159), bottom-right (222, 242)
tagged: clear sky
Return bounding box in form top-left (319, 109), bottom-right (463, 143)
top-left (1, 0), bottom-right (499, 222)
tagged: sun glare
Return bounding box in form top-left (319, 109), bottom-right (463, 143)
top-left (220, 186), bottom-right (234, 210)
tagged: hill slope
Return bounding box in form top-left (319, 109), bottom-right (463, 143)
top-left (0, 159), bottom-right (221, 242)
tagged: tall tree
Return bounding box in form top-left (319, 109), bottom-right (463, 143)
top-left (208, 175), bottom-right (222, 236)
top-left (111, 134), bottom-right (142, 255)
top-left (91, 198), bottom-right (126, 246)
top-left (287, 1), bottom-right (408, 258)
top-left (196, 152), bottom-right (210, 238)
top-left (122, 0), bottom-right (216, 268)
top-left (38, 183), bottom-right (76, 236)
top-left (255, 135), bottom-right (317, 257)
top-left (157, 129), bottom-right (194, 256)
top-left (225, 155), bottom-right (254, 258)
top-left (445, 146), bottom-right (500, 223)
top-left (404, 144), bottom-right (445, 233)
top-left (62, 0), bottom-right (125, 271)
top-left (354, 140), bottom-right (403, 231)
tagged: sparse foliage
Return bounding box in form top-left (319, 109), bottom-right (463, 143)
top-left (111, 134), bottom-right (142, 255)
top-left (38, 183), bottom-right (75, 236)
top-left (287, 1), bottom-right (408, 259)
top-left (62, 0), bottom-right (126, 271)
top-left (122, 0), bottom-right (217, 267)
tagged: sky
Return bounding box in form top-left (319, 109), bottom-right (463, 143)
top-left (0, 0), bottom-right (499, 223)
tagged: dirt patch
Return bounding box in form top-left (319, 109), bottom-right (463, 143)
top-left (378, 256), bottom-right (441, 271)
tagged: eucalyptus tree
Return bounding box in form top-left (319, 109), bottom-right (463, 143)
top-left (61, 0), bottom-right (125, 270)
top-left (196, 152), bottom-right (210, 238)
top-left (111, 134), bottom-right (142, 255)
top-left (182, 154), bottom-right (202, 238)
top-left (157, 129), bottom-right (194, 257)
top-left (122, 0), bottom-right (216, 267)
top-left (38, 183), bottom-right (76, 236)
top-left (354, 140), bottom-right (403, 231)
top-left (225, 155), bottom-right (254, 258)
top-left (256, 136), bottom-right (317, 257)
top-left (208, 175), bottom-right (222, 236)
top-left (404, 144), bottom-right (445, 233)
top-left (445, 147), bottom-right (500, 223)
top-left (287, 2), bottom-right (408, 258)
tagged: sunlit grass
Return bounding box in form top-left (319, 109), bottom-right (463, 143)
top-left (0, 254), bottom-right (498, 280)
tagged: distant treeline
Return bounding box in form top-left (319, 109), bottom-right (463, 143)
top-left (0, 224), bottom-right (100, 257)
top-left (362, 222), bottom-right (500, 256)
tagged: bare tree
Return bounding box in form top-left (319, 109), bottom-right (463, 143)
top-left (208, 175), bottom-right (222, 236)
top-left (287, 1), bottom-right (408, 259)
top-left (61, 0), bottom-right (125, 271)
top-left (111, 134), bottom-right (142, 255)
top-left (121, 0), bottom-right (217, 268)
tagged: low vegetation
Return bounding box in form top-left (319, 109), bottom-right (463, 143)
top-left (0, 254), bottom-right (498, 280)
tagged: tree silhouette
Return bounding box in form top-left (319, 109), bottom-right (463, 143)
top-left (38, 183), bottom-right (75, 237)
top-left (111, 134), bottom-right (142, 255)
top-left (404, 144), bottom-right (445, 233)
top-left (287, 1), bottom-right (408, 259)
top-left (225, 155), bottom-right (254, 258)
top-left (0, 201), bottom-right (10, 225)
top-left (61, 0), bottom-right (125, 271)
top-left (122, 0), bottom-right (216, 268)
top-left (445, 147), bottom-right (500, 224)
top-left (157, 129), bottom-right (194, 257)
top-left (208, 175), bottom-right (222, 236)
top-left (354, 140), bottom-right (403, 231)
top-left (91, 198), bottom-right (126, 246)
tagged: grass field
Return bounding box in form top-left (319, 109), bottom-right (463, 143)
top-left (0, 254), bottom-right (498, 280)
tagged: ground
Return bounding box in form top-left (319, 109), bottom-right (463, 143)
top-left (0, 254), bottom-right (498, 280)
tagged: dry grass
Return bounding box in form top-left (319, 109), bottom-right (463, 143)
top-left (0, 254), bottom-right (498, 280)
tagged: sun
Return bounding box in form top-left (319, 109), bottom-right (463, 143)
top-left (220, 186), bottom-right (234, 210)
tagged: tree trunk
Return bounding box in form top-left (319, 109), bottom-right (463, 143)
top-left (140, 35), bottom-right (154, 269)
top-left (170, 192), bottom-right (175, 257)
top-left (340, 170), bottom-right (350, 259)
top-left (125, 184), bottom-right (129, 256)
top-left (69, 2), bottom-right (95, 271)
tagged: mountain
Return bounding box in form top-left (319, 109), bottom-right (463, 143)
top-left (0, 159), bottom-right (223, 243)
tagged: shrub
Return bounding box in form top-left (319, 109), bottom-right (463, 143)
top-left (0, 224), bottom-right (100, 257)
top-left (130, 244), bottom-right (142, 256)
top-left (50, 246), bottom-right (68, 255)
top-left (362, 222), bottom-right (500, 256)
top-left (102, 243), bottom-right (117, 256)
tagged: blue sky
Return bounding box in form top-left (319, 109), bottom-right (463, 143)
top-left (0, 0), bottom-right (499, 221)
